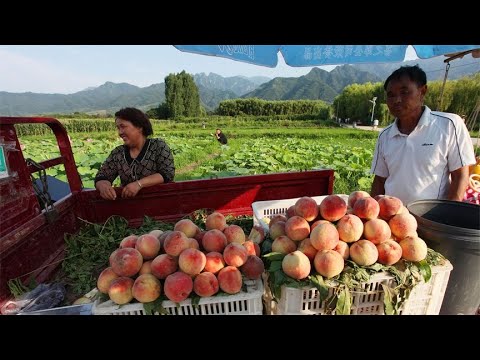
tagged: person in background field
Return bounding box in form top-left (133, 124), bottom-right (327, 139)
top-left (212, 128), bottom-right (228, 145)
top-left (94, 107), bottom-right (175, 200)
top-left (370, 65), bottom-right (475, 206)
top-left (372, 118), bottom-right (379, 131)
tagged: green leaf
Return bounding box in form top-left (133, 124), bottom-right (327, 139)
top-left (417, 260), bottom-right (432, 283)
top-left (309, 274), bottom-right (329, 303)
top-left (381, 283), bottom-right (397, 315)
top-left (191, 294), bottom-right (201, 308)
top-left (268, 260), bottom-right (283, 273)
top-left (143, 297), bottom-right (168, 315)
top-left (335, 287), bottom-right (352, 315)
top-left (263, 252), bottom-right (285, 262)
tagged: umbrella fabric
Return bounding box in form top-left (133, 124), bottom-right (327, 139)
top-left (174, 45), bottom-right (479, 67)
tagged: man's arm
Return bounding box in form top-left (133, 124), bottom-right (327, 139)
top-left (371, 175), bottom-right (386, 198)
top-left (448, 166), bottom-right (470, 201)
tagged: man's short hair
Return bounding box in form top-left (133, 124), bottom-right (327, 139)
top-left (384, 65), bottom-right (427, 90)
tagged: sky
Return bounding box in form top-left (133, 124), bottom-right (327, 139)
top-left (0, 45), bottom-right (419, 94)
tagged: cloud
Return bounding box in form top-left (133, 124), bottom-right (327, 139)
top-left (0, 48), bottom-right (100, 94)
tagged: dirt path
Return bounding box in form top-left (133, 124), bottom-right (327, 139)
top-left (176, 152), bottom-right (220, 175)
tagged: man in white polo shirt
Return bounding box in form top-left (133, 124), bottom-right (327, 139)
top-left (370, 65), bottom-right (475, 206)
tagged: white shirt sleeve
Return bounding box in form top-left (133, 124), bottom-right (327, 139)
top-left (447, 114), bottom-right (476, 172)
top-left (370, 134), bottom-right (389, 178)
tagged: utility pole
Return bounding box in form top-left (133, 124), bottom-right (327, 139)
top-left (369, 97), bottom-right (377, 125)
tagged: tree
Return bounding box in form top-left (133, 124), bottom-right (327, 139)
top-left (164, 71), bottom-right (201, 119)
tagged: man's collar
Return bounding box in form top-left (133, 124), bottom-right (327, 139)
top-left (388, 106), bottom-right (431, 138)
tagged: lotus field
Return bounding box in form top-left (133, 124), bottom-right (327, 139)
top-left (18, 120), bottom-right (378, 194)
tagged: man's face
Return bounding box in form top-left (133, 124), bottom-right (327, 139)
top-left (386, 76), bottom-right (427, 119)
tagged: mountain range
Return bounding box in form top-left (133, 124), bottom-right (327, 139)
top-left (1, 55), bottom-right (478, 116)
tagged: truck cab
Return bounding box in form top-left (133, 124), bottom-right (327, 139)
top-left (0, 116), bottom-right (334, 305)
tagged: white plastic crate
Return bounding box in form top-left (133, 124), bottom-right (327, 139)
top-left (252, 194), bottom-right (349, 232)
top-left (264, 262), bottom-right (453, 315)
top-left (92, 279), bottom-right (263, 315)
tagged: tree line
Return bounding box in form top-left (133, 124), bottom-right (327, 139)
top-left (147, 71), bottom-right (478, 130)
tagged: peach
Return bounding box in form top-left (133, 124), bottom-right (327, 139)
top-left (271, 235), bottom-right (297, 254)
top-left (202, 229), bottom-right (227, 253)
top-left (217, 266), bottom-right (243, 294)
top-left (110, 248), bottom-right (143, 277)
top-left (310, 222), bottom-right (339, 251)
top-left (150, 254), bottom-right (178, 279)
top-left (399, 236), bottom-right (427, 262)
top-left (319, 195), bottom-right (347, 222)
top-left (135, 234), bottom-right (161, 260)
top-left (187, 238), bottom-right (200, 249)
top-left (223, 242), bottom-right (249, 267)
top-left (132, 274), bottom-right (162, 303)
top-left (314, 250), bottom-right (345, 278)
top-left (205, 212), bottom-right (227, 231)
top-left (174, 219), bottom-right (198, 238)
top-left (353, 197), bottom-right (380, 220)
top-left (240, 255), bottom-right (265, 280)
top-left (109, 249), bottom-right (118, 268)
top-left (97, 267), bottom-right (119, 294)
top-left (269, 221), bottom-right (286, 240)
top-left (178, 248), bottom-right (206, 276)
top-left (378, 196), bottom-right (403, 221)
top-left (158, 230), bottom-right (173, 249)
top-left (310, 219), bottom-right (330, 232)
top-left (297, 238), bottom-right (318, 261)
top-left (333, 241), bottom-right (350, 260)
top-left (108, 277), bottom-right (134, 305)
top-left (139, 260), bottom-right (152, 275)
top-left (396, 206), bottom-right (410, 215)
top-left (349, 240), bottom-right (378, 266)
top-left (376, 240), bottom-right (402, 265)
top-left (243, 240), bottom-right (260, 256)
top-left (269, 214), bottom-right (288, 228)
top-left (336, 214), bottom-right (364, 243)
top-left (149, 229), bottom-right (164, 239)
top-left (164, 272), bottom-right (193, 303)
top-left (363, 218), bottom-right (391, 245)
top-left (204, 252), bottom-right (225, 274)
top-left (163, 231), bottom-right (190, 256)
top-left (348, 190), bottom-right (371, 208)
top-left (286, 205), bottom-right (296, 219)
top-left (119, 235), bottom-right (138, 248)
top-left (285, 215), bottom-right (310, 241)
top-left (294, 196), bottom-right (319, 221)
top-left (373, 194), bottom-right (386, 202)
top-left (281, 251), bottom-right (311, 280)
top-left (389, 213), bottom-right (418, 239)
top-left (248, 225), bottom-right (265, 244)
top-left (223, 224), bottom-right (246, 244)
top-left (193, 272), bottom-right (219, 297)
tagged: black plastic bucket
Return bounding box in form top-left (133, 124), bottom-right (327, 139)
top-left (407, 200), bottom-right (480, 315)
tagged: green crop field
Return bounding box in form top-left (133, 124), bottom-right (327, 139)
top-left (16, 118), bottom-right (383, 195)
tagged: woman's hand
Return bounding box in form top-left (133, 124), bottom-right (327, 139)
top-left (96, 180), bottom-right (117, 200)
top-left (121, 181), bottom-right (142, 198)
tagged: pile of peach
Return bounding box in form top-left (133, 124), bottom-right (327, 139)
top-left (267, 192), bottom-right (427, 280)
top-left (96, 212), bottom-right (265, 305)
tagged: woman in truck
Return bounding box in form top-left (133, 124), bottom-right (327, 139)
top-left (94, 107), bottom-right (175, 200)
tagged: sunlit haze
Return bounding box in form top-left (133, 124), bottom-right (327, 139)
top-left (0, 45), bottom-right (419, 94)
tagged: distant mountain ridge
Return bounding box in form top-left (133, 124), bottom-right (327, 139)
top-left (1, 55), bottom-right (478, 116)
top-left (244, 65), bottom-right (381, 102)
top-left (0, 74), bottom-right (269, 116)
top-left (353, 54), bottom-right (480, 81)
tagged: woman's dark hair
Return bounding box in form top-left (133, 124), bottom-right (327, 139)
top-left (115, 107), bottom-right (153, 137)
top-left (384, 65), bottom-right (427, 90)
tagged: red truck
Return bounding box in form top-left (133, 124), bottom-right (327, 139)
top-left (0, 117), bottom-right (334, 311)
